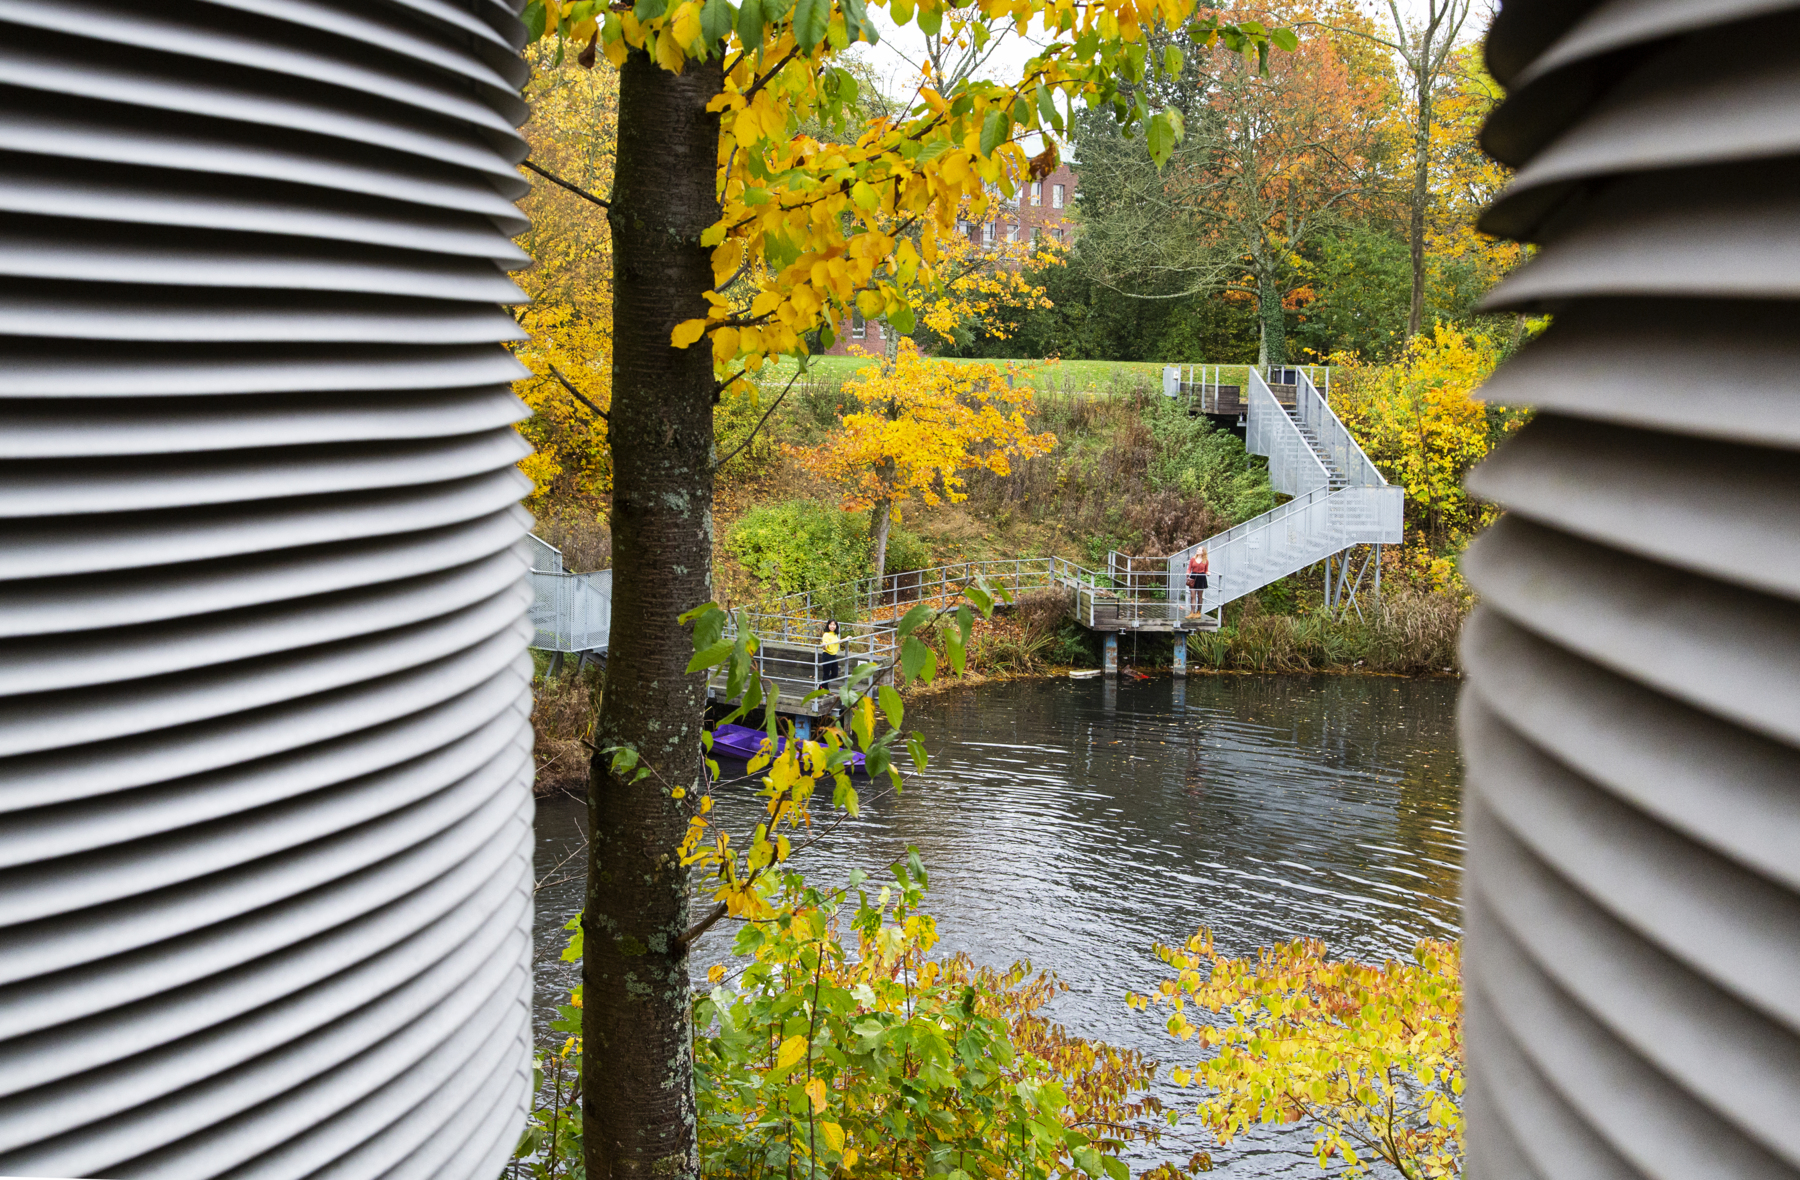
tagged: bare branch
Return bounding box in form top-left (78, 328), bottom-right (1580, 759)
top-left (714, 365), bottom-right (805, 473)
top-left (524, 160), bottom-right (611, 210)
top-left (546, 362), bottom-right (609, 421)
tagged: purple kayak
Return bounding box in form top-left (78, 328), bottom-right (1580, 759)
top-left (711, 722), bottom-right (866, 770)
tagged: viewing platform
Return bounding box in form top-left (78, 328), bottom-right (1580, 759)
top-left (528, 365), bottom-right (1402, 710)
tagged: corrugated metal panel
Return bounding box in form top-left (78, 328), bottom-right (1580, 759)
top-left (1466, 2), bottom-right (1800, 1174)
top-left (0, 0), bottom-right (536, 1175)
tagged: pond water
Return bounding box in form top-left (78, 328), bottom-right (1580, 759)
top-left (532, 673), bottom-right (1463, 1176)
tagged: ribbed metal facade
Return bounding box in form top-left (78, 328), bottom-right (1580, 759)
top-left (1464, 3), bottom-right (1800, 1175)
top-left (0, 2), bottom-right (537, 1176)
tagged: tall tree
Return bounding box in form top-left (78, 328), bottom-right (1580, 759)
top-left (523, 2), bottom-right (1287, 1175)
top-left (1078, 9), bottom-right (1390, 365)
top-left (1320, 0), bottom-right (1474, 339)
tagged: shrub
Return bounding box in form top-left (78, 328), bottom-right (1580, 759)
top-left (728, 499), bottom-right (873, 598)
top-left (531, 660), bottom-right (601, 795)
top-left (1186, 584), bottom-right (1468, 674)
top-left (1143, 398), bottom-right (1274, 525)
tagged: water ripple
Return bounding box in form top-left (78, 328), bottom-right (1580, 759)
top-left (533, 673), bottom-right (1462, 1177)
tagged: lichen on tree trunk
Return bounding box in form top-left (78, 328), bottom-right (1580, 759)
top-left (584, 46), bottom-right (723, 1180)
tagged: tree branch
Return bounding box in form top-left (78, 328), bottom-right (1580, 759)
top-left (714, 366), bottom-right (804, 472)
top-left (524, 159), bottom-right (611, 210)
top-left (678, 901), bottom-right (729, 947)
top-left (547, 362), bottom-right (609, 421)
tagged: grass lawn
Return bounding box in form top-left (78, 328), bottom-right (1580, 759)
top-left (750, 354), bottom-right (1272, 395)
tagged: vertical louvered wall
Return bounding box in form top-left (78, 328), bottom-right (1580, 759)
top-left (1464, 2), bottom-right (1800, 1175)
top-left (0, 1), bottom-right (538, 1176)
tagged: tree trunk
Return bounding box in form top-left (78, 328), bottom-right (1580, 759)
top-left (1258, 269), bottom-right (1286, 368)
top-left (585, 46), bottom-right (723, 1180)
top-left (1406, 69), bottom-right (1432, 339)
top-left (870, 496), bottom-right (894, 590)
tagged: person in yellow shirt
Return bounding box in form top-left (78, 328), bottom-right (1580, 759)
top-left (819, 619), bottom-right (842, 687)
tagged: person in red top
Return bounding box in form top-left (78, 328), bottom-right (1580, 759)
top-left (1185, 547), bottom-right (1209, 616)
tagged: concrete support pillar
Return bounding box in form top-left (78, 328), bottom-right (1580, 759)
top-left (1102, 632), bottom-right (1119, 676)
top-left (1172, 634), bottom-right (1188, 677)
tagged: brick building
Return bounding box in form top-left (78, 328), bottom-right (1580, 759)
top-left (822, 161), bottom-right (1079, 357)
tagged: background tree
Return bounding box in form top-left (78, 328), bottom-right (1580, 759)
top-left (1314, 0), bottom-right (1474, 339)
top-left (1078, 6), bottom-right (1392, 365)
top-left (512, 50), bottom-right (619, 521)
top-left (523, 2), bottom-right (1288, 1177)
top-left (796, 342), bottom-right (1055, 578)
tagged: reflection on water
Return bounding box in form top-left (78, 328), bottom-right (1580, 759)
top-left (533, 673), bottom-right (1462, 1176)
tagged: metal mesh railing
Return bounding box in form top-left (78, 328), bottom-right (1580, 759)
top-left (1247, 369), bottom-right (1332, 498)
top-left (527, 535), bottom-right (613, 653)
top-left (1292, 369), bottom-right (1386, 488)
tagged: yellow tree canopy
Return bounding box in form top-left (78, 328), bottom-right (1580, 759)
top-left (511, 47), bottom-right (618, 506)
top-left (528, 0), bottom-right (1292, 379)
top-left (794, 342), bottom-right (1055, 516)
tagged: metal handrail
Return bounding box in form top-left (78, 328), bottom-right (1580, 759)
top-left (1292, 369), bottom-right (1385, 488)
top-left (1247, 368), bottom-right (1332, 498)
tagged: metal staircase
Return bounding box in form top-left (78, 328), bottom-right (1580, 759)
top-left (1165, 368), bottom-right (1403, 620)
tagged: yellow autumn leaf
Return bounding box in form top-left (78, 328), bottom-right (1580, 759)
top-left (776, 1033), bottom-right (807, 1071)
top-left (670, 317), bottom-right (707, 349)
top-left (804, 1077), bottom-right (827, 1111)
top-left (819, 1120), bottom-right (845, 1152)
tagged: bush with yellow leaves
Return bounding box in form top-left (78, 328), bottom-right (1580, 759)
top-left (1132, 931), bottom-right (1463, 1178)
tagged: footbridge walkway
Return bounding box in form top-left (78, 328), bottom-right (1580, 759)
top-left (527, 366), bottom-right (1400, 711)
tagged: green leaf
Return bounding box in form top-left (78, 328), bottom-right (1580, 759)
top-left (1163, 44), bottom-right (1183, 77)
top-left (841, 0), bottom-right (877, 43)
top-left (889, 0), bottom-right (913, 22)
top-left (522, 0), bottom-right (547, 41)
top-left (979, 109), bottom-right (1009, 157)
top-left (735, 0), bottom-right (764, 42)
top-left (963, 582), bottom-right (993, 617)
top-left (700, 0), bottom-right (734, 49)
top-left (895, 603), bottom-right (934, 641)
top-left (1146, 110), bottom-right (1177, 168)
top-left (916, 138), bottom-right (952, 165)
top-left (907, 733), bottom-right (928, 771)
top-left (686, 640), bottom-right (734, 674)
top-left (907, 846), bottom-right (928, 887)
top-left (888, 301), bottom-right (915, 335)
top-left (900, 635), bottom-right (931, 685)
top-left (1271, 26), bottom-right (1299, 52)
top-left (956, 603), bottom-right (972, 647)
top-left (1102, 1157), bottom-right (1130, 1180)
top-left (865, 742), bottom-right (891, 782)
top-left (1035, 85), bottom-right (1060, 131)
top-left (792, 0), bottom-right (829, 49)
top-left (945, 627), bottom-right (965, 676)
top-left (916, 3), bottom-right (941, 36)
top-left (682, 601), bottom-right (727, 651)
top-left (634, 0), bottom-right (667, 20)
top-left (877, 684), bottom-right (904, 729)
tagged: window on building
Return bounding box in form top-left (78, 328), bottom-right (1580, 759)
top-left (1031, 182), bottom-right (1042, 206)
top-left (1052, 183), bottom-right (1064, 208)
top-left (852, 311), bottom-right (866, 339)
top-left (1031, 226), bottom-right (1042, 245)
top-left (1006, 222), bottom-right (1018, 242)
top-left (983, 221), bottom-right (995, 244)
top-left (1018, 186), bottom-right (1027, 208)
